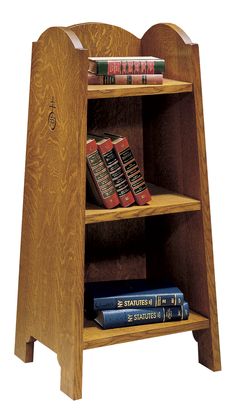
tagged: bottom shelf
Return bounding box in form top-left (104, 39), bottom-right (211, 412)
top-left (83, 310), bottom-right (209, 350)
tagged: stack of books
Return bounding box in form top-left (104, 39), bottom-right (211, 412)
top-left (85, 279), bottom-right (190, 329)
top-left (88, 56), bottom-right (165, 85)
top-left (86, 132), bottom-right (151, 208)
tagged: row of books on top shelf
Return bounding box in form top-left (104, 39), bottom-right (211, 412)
top-left (87, 55), bottom-right (165, 85)
top-left (85, 279), bottom-right (189, 329)
top-left (86, 132), bottom-right (151, 208)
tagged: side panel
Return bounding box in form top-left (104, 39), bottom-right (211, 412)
top-left (142, 23), bottom-right (221, 371)
top-left (15, 27), bottom-right (88, 399)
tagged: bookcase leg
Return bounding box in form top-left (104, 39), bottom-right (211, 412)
top-left (194, 329), bottom-right (221, 371)
top-left (59, 358), bottom-right (83, 400)
top-left (15, 335), bottom-right (35, 363)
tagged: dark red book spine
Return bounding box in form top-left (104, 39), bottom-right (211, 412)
top-left (86, 139), bottom-right (119, 209)
top-left (88, 73), bottom-right (163, 85)
top-left (112, 138), bottom-right (151, 206)
top-left (96, 139), bottom-right (135, 207)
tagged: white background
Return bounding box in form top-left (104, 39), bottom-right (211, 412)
top-left (0, 0), bottom-right (235, 411)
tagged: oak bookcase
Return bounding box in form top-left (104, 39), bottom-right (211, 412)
top-left (15, 22), bottom-right (221, 400)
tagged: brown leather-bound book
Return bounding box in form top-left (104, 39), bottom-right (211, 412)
top-left (86, 137), bottom-right (120, 209)
top-left (104, 133), bottom-right (151, 206)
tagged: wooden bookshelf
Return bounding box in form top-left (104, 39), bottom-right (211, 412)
top-left (83, 311), bottom-right (209, 349)
top-left (87, 78), bottom-right (192, 99)
top-left (15, 22), bottom-right (221, 400)
top-left (86, 185), bottom-right (201, 224)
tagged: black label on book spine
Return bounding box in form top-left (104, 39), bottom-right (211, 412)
top-left (130, 172), bottom-right (142, 183)
top-left (127, 166), bottom-right (139, 177)
top-left (134, 183), bottom-right (147, 194)
top-left (110, 167), bottom-right (122, 180)
top-left (132, 178), bottom-right (144, 188)
top-left (117, 186), bottom-right (130, 196)
top-left (120, 148), bottom-right (134, 164)
top-left (103, 149), bottom-right (117, 166)
top-left (125, 160), bottom-right (137, 171)
top-left (115, 180), bottom-right (127, 190)
top-left (88, 151), bottom-right (101, 166)
top-left (109, 162), bottom-right (120, 172)
top-left (114, 176), bottom-right (126, 186)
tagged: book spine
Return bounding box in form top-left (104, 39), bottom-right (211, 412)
top-left (112, 137), bottom-right (151, 205)
top-left (86, 140), bottom-right (120, 209)
top-left (96, 139), bottom-right (135, 207)
top-left (96, 59), bottom-right (165, 75)
top-left (95, 303), bottom-right (189, 329)
top-left (93, 291), bottom-right (184, 310)
top-left (88, 74), bottom-right (163, 85)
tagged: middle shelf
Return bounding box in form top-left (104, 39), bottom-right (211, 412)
top-left (85, 184), bottom-right (201, 224)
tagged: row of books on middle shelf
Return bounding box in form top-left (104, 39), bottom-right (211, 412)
top-left (84, 279), bottom-right (190, 329)
top-left (88, 55), bottom-right (165, 85)
top-left (86, 132), bottom-right (151, 209)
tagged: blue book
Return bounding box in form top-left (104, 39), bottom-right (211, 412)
top-left (95, 302), bottom-right (190, 329)
top-left (85, 279), bottom-right (184, 312)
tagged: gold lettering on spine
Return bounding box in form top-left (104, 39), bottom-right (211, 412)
top-left (133, 311), bottom-right (158, 321)
top-left (123, 299), bottom-right (153, 307)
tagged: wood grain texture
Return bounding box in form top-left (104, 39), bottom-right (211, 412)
top-left (87, 79), bottom-right (192, 99)
top-left (86, 185), bottom-right (201, 224)
top-left (14, 27), bottom-right (88, 399)
top-left (83, 310), bottom-right (209, 349)
top-left (70, 22), bottom-right (141, 57)
top-left (142, 23), bottom-right (221, 371)
top-left (85, 219), bottom-right (146, 283)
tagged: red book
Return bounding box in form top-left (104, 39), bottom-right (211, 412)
top-left (104, 133), bottom-right (151, 206)
top-left (86, 138), bottom-right (120, 209)
top-left (89, 134), bottom-right (135, 208)
top-left (88, 73), bottom-right (163, 85)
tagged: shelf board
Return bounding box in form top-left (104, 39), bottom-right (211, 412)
top-left (87, 78), bottom-right (192, 99)
top-left (83, 310), bottom-right (209, 350)
top-left (85, 185), bottom-right (201, 224)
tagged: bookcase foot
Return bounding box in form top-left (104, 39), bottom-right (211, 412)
top-left (194, 329), bottom-right (221, 372)
top-left (14, 336), bottom-right (35, 363)
top-left (60, 364), bottom-right (82, 400)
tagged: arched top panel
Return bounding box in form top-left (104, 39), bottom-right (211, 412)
top-left (38, 26), bottom-right (87, 52)
top-left (143, 23), bottom-right (193, 46)
top-left (69, 22), bottom-right (141, 56)
top-left (142, 23), bottom-right (196, 81)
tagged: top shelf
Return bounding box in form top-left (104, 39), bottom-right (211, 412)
top-left (87, 78), bottom-right (192, 99)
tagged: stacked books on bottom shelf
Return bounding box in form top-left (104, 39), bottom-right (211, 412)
top-left (88, 56), bottom-right (165, 85)
top-left (85, 279), bottom-right (189, 329)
